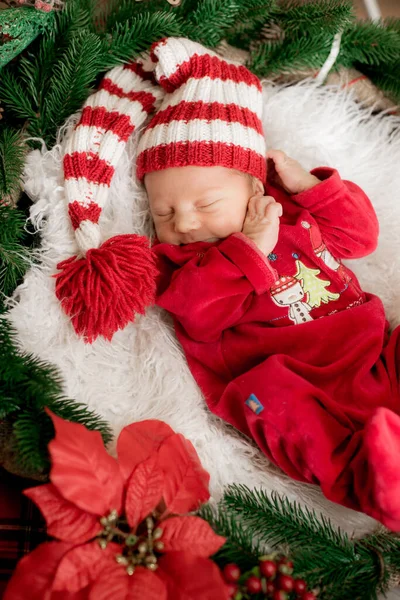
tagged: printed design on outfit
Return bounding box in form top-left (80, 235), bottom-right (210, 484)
top-left (301, 220), bottom-right (352, 287)
top-left (270, 260), bottom-right (340, 325)
top-left (245, 394), bottom-right (264, 415)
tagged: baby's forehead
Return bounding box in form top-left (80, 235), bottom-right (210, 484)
top-left (145, 166), bottom-right (251, 201)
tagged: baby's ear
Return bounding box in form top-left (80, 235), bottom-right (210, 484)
top-left (253, 177), bottom-right (264, 196)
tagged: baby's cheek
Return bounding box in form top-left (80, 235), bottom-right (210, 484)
top-left (209, 211), bottom-right (245, 236)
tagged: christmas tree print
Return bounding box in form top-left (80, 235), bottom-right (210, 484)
top-left (294, 260), bottom-right (340, 308)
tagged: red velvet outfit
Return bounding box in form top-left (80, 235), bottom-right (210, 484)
top-left (153, 168), bottom-right (400, 530)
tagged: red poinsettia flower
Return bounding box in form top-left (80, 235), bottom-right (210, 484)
top-left (5, 413), bottom-right (228, 600)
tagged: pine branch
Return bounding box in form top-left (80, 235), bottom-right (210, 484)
top-left (271, 0), bottom-right (354, 37)
top-left (382, 17), bottom-right (400, 35)
top-left (57, 0), bottom-right (98, 36)
top-left (361, 61), bottom-right (400, 103)
top-left (223, 485), bottom-right (355, 555)
top-left (104, 0), bottom-right (173, 31)
top-left (0, 205), bottom-right (30, 297)
top-left (104, 11), bottom-right (183, 67)
top-left (0, 69), bottom-right (38, 121)
top-left (183, 0), bottom-right (243, 47)
top-left (340, 21), bottom-right (400, 67)
top-left (0, 314), bottom-right (113, 472)
top-left (13, 399), bottom-right (113, 473)
top-left (39, 31), bottom-right (103, 144)
top-left (214, 485), bottom-right (400, 600)
top-left (250, 32), bottom-right (333, 76)
top-left (198, 502), bottom-right (265, 569)
top-left (0, 127), bottom-right (26, 198)
top-left (226, 0), bottom-right (276, 43)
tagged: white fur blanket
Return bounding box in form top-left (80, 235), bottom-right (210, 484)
top-left (8, 80), bottom-right (400, 597)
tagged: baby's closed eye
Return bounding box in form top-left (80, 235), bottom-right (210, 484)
top-left (198, 198), bottom-right (224, 210)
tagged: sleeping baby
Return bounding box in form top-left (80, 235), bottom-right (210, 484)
top-left (136, 37), bottom-right (400, 530)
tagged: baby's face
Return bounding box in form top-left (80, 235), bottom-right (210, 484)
top-left (145, 166), bottom-right (260, 245)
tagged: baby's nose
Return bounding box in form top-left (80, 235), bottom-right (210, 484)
top-left (174, 214), bottom-right (201, 233)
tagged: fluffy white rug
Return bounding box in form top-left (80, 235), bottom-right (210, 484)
top-left (8, 79), bottom-right (400, 596)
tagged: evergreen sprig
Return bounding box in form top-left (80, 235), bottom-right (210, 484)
top-left (105, 11), bottom-right (182, 67)
top-left (340, 20), bottom-right (400, 67)
top-left (0, 313), bottom-right (113, 473)
top-left (0, 204), bottom-right (30, 297)
top-left (271, 0), bottom-right (354, 37)
top-left (0, 127), bottom-right (26, 199)
top-left (182, 0), bottom-right (242, 48)
top-left (223, 485), bottom-right (354, 554)
top-left (202, 485), bottom-right (400, 600)
top-left (199, 502), bottom-right (264, 570)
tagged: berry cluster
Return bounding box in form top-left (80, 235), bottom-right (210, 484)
top-left (222, 556), bottom-right (317, 600)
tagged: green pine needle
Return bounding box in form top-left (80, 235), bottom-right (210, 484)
top-left (105, 11), bottom-right (183, 67)
top-left (104, 0), bottom-right (173, 31)
top-left (272, 0), bottom-right (354, 37)
top-left (13, 401), bottom-right (113, 473)
top-left (250, 32), bottom-right (333, 76)
top-left (0, 127), bottom-right (26, 198)
top-left (183, 0), bottom-right (243, 47)
top-left (0, 314), bottom-right (113, 473)
top-left (199, 502), bottom-right (264, 569)
top-left (223, 485), bottom-right (355, 555)
top-left (361, 61), bottom-right (400, 103)
top-left (340, 21), bottom-right (400, 67)
top-left (0, 205), bottom-right (30, 297)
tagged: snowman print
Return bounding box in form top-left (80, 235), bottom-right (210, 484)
top-left (270, 276), bottom-right (313, 324)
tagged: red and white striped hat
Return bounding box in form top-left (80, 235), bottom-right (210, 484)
top-left (136, 37), bottom-right (267, 184)
top-left (55, 60), bottom-right (164, 342)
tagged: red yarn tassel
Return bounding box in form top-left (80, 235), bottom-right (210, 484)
top-left (54, 235), bottom-right (158, 342)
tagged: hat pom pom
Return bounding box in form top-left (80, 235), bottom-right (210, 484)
top-left (54, 234), bottom-right (158, 342)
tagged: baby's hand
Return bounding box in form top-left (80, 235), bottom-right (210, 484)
top-left (267, 149), bottom-right (320, 195)
top-left (242, 194), bottom-right (282, 255)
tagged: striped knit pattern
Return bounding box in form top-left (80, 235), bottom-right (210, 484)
top-left (136, 37), bottom-right (267, 183)
top-left (63, 61), bottom-right (163, 255)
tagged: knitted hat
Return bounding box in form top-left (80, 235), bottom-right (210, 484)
top-left (136, 37), bottom-right (267, 184)
top-left (55, 60), bottom-right (164, 342)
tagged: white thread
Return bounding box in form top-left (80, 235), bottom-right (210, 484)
top-left (315, 31), bottom-right (343, 85)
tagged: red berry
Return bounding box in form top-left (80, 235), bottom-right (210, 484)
top-left (301, 593), bottom-right (316, 600)
top-left (226, 582), bottom-right (238, 597)
top-left (294, 579), bottom-right (307, 594)
top-left (223, 563), bottom-right (241, 583)
top-left (260, 559), bottom-right (277, 579)
top-left (273, 591), bottom-right (288, 600)
top-left (246, 575), bottom-right (262, 594)
top-left (277, 574), bottom-right (294, 592)
top-left (278, 557), bottom-right (294, 569)
top-left (266, 581), bottom-right (276, 595)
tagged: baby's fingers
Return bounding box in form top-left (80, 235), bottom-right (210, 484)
top-left (247, 195), bottom-right (275, 218)
top-left (265, 201), bottom-right (283, 220)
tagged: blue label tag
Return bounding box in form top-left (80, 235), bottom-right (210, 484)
top-left (245, 393), bottom-right (264, 415)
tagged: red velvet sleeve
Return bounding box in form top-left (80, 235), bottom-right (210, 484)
top-left (156, 233), bottom-right (277, 343)
top-left (292, 168), bottom-right (379, 259)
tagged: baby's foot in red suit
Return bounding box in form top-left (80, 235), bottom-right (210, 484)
top-left (363, 407), bottom-right (400, 531)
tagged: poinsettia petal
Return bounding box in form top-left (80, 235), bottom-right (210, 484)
top-left (157, 552), bottom-right (229, 600)
top-left (24, 484), bottom-right (101, 543)
top-left (53, 541), bottom-right (120, 592)
top-left (158, 516), bottom-right (225, 557)
top-left (117, 420), bottom-right (175, 481)
top-left (3, 541), bottom-right (74, 600)
top-left (47, 410), bottom-right (124, 516)
top-left (158, 434), bottom-right (210, 515)
top-left (89, 565), bottom-right (167, 600)
top-left (125, 454), bottom-right (163, 527)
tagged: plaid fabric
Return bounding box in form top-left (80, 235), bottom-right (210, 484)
top-left (0, 469), bottom-right (47, 598)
